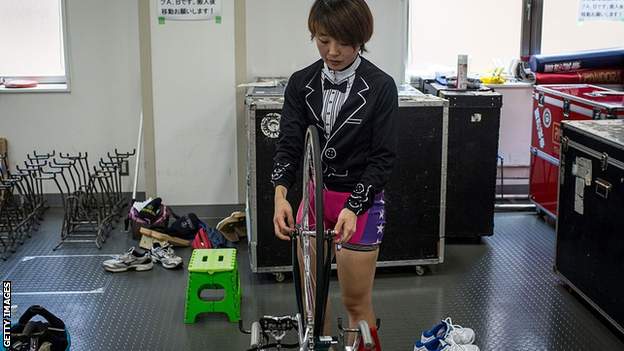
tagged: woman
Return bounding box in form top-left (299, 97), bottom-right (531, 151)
top-left (272, 0), bottom-right (397, 349)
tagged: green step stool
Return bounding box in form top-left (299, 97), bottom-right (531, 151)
top-left (184, 248), bottom-right (241, 323)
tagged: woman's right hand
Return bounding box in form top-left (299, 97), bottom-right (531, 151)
top-left (274, 186), bottom-right (295, 240)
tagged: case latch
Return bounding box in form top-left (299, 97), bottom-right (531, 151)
top-left (592, 108), bottom-right (602, 120)
top-left (561, 136), bottom-right (569, 153)
top-left (538, 92), bottom-right (545, 107)
top-left (595, 178), bottom-right (612, 199)
top-left (601, 152), bottom-right (609, 171)
top-left (470, 113), bottom-right (482, 123)
top-left (563, 99), bottom-right (571, 118)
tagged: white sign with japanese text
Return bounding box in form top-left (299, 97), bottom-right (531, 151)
top-left (159, 0), bottom-right (221, 20)
top-left (579, 0), bottom-right (624, 21)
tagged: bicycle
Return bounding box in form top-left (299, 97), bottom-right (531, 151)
top-left (240, 126), bottom-right (374, 351)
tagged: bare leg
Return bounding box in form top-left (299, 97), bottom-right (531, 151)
top-left (336, 248), bottom-right (379, 345)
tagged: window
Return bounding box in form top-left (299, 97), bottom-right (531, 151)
top-left (540, 0), bottom-right (624, 55)
top-left (0, 0), bottom-right (69, 87)
top-left (407, 0), bottom-right (524, 77)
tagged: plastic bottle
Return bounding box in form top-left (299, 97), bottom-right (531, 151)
top-left (457, 54), bottom-right (468, 90)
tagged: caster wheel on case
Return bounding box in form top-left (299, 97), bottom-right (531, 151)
top-left (535, 208), bottom-right (545, 218)
top-left (415, 265), bottom-right (426, 276)
top-left (274, 272), bottom-right (286, 283)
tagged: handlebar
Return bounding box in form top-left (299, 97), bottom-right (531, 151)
top-left (50, 158), bottom-right (75, 168)
top-left (113, 149), bottom-right (136, 158)
top-left (59, 152), bottom-right (88, 160)
top-left (34, 174), bottom-right (58, 180)
top-left (40, 168), bottom-right (63, 175)
top-left (29, 150), bottom-right (55, 160)
top-left (358, 320), bottom-right (374, 349)
top-left (24, 160), bottom-right (47, 168)
top-left (16, 164), bottom-right (43, 173)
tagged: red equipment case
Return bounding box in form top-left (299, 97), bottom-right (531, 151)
top-left (529, 84), bottom-right (624, 218)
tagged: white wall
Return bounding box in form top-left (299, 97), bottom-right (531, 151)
top-left (0, 0), bottom-right (142, 193)
top-left (2, 0), bottom-right (406, 205)
top-left (149, 0), bottom-right (237, 205)
top-left (246, 0), bottom-right (407, 84)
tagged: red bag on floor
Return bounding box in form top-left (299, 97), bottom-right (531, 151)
top-left (192, 227), bottom-right (212, 249)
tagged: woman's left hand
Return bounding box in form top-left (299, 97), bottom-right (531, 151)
top-left (334, 208), bottom-right (357, 244)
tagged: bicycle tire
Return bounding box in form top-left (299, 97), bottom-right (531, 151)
top-left (292, 125), bottom-right (329, 348)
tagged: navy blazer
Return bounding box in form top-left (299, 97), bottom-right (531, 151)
top-left (272, 57), bottom-right (398, 215)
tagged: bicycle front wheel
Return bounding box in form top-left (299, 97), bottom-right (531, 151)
top-left (293, 125), bottom-right (331, 348)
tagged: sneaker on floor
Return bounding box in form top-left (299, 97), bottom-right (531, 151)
top-left (102, 247), bottom-right (153, 273)
top-left (414, 337), bottom-right (479, 351)
top-left (421, 317), bottom-right (475, 345)
top-left (150, 242), bottom-right (183, 269)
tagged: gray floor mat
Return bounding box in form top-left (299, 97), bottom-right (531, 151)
top-left (1, 209), bottom-right (622, 350)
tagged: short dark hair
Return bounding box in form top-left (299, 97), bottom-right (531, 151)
top-left (308, 0), bottom-right (374, 53)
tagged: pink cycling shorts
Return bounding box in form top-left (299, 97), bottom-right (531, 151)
top-left (296, 188), bottom-right (385, 251)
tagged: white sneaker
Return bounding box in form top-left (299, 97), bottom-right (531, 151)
top-left (102, 247), bottom-right (153, 273)
top-left (421, 317), bottom-right (476, 345)
top-left (414, 337), bottom-right (480, 351)
top-left (150, 242), bottom-right (183, 269)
